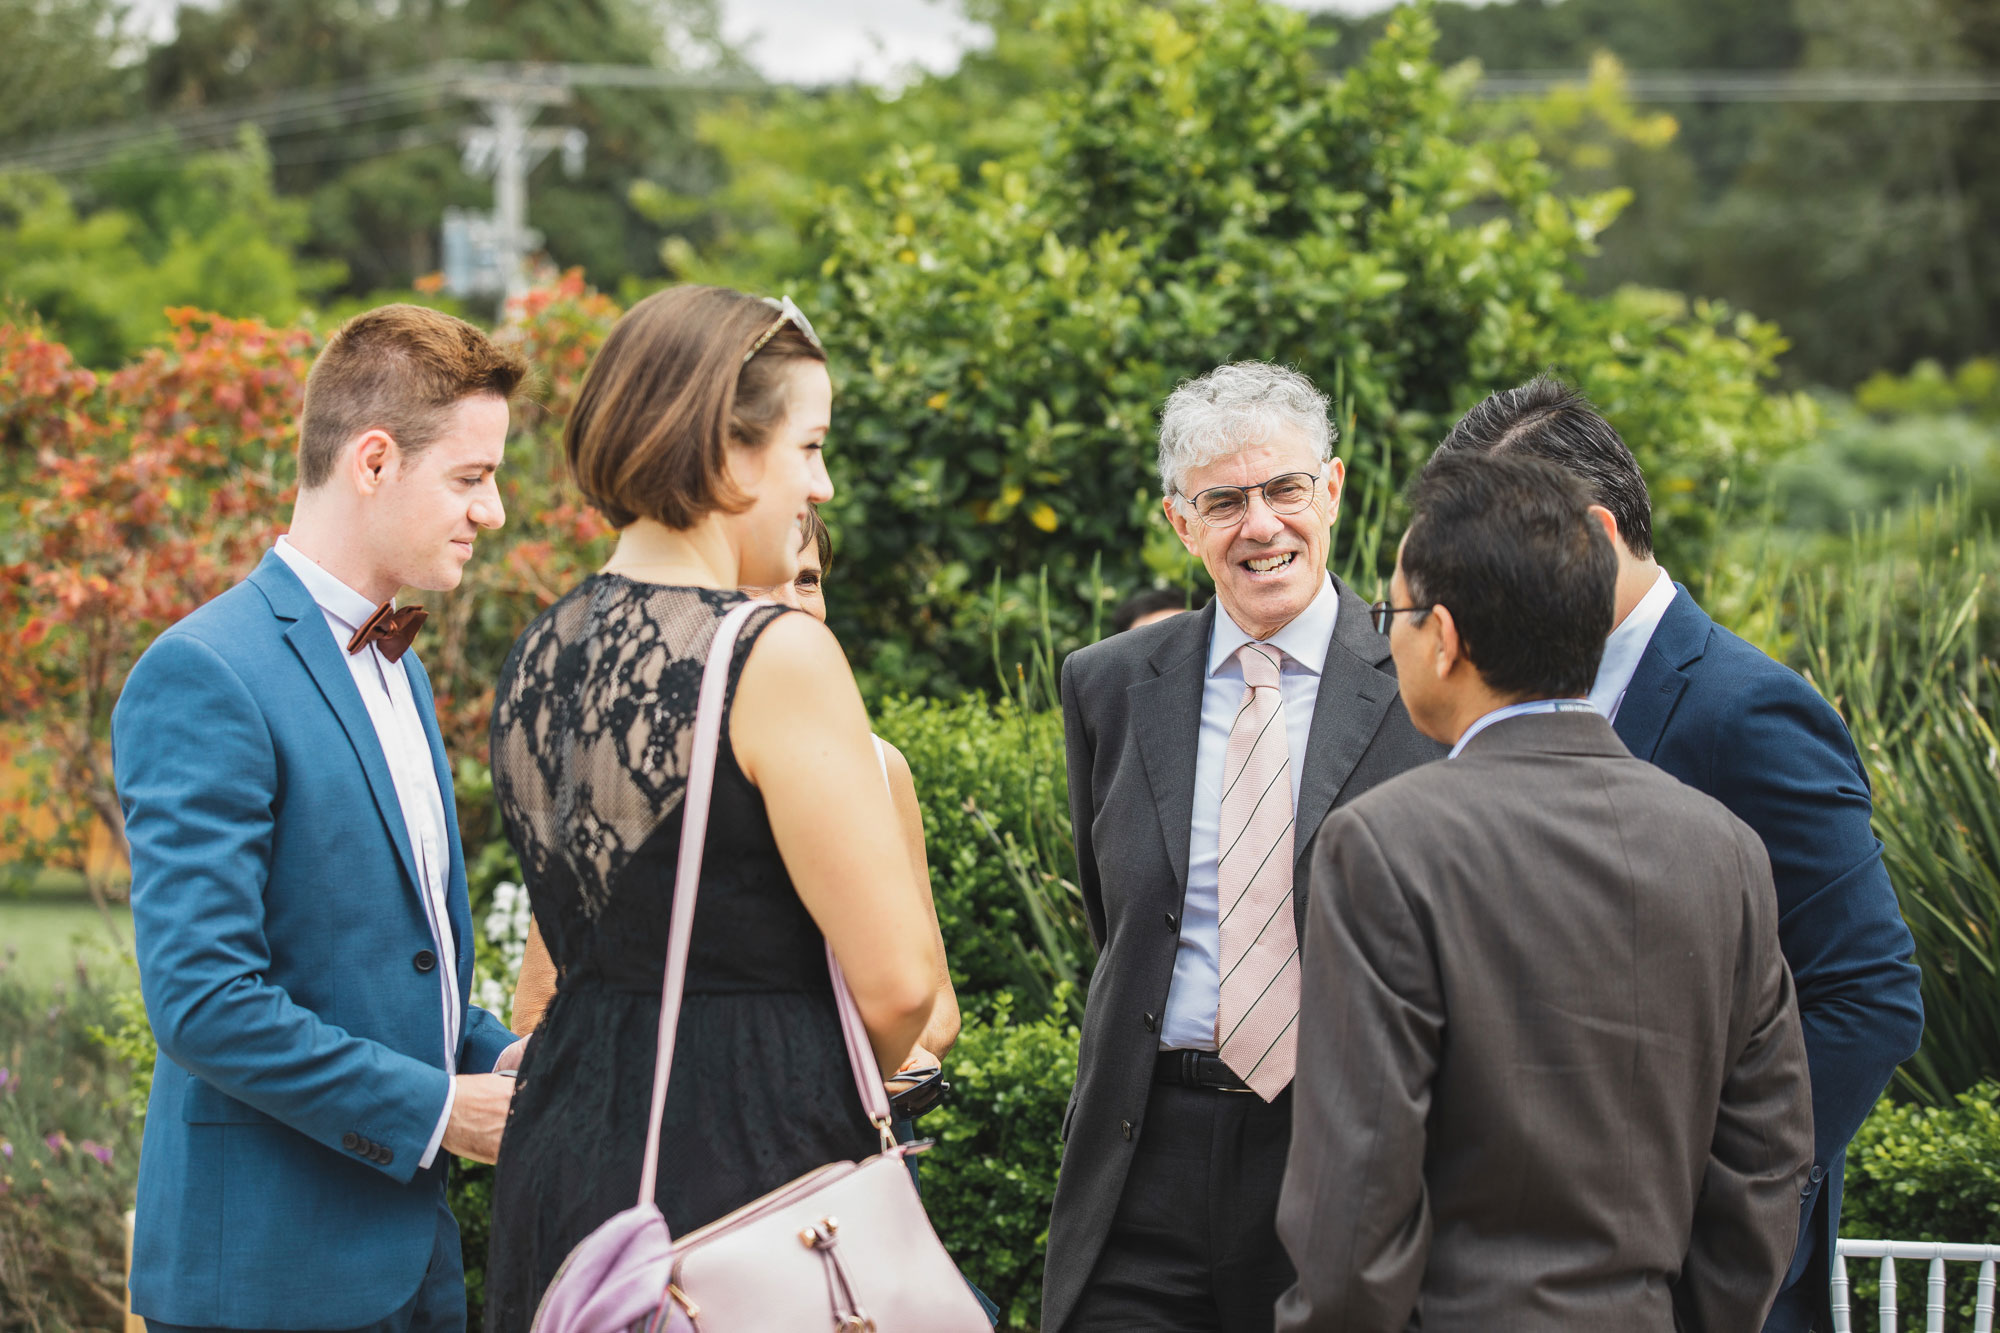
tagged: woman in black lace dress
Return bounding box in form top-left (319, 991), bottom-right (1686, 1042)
top-left (482, 286), bottom-right (943, 1331)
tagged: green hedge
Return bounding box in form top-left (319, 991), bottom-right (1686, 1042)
top-left (917, 990), bottom-right (1080, 1332)
top-left (874, 692), bottom-right (1074, 1010)
top-left (1838, 1083), bottom-right (2000, 1324)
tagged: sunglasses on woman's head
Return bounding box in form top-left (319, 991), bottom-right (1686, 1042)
top-left (743, 295), bottom-right (823, 364)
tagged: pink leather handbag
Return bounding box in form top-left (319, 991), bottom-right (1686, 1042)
top-left (531, 601), bottom-right (990, 1333)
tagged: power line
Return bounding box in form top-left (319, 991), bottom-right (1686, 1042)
top-left (0, 62), bottom-right (763, 177)
top-left (4, 61), bottom-right (1993, 178)
top-left (1476, 70), bottom-right (2000, 103)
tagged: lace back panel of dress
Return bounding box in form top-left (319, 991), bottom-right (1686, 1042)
top-left (491, 581), bottom-right (752, 922)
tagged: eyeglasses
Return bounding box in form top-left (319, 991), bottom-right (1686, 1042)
top-left (1369, 601), bottom-right (1435, 635)
top-left (743, 294), bottom-right (823, 364)
top-left (1175, 468), bottom-right (1325, 528)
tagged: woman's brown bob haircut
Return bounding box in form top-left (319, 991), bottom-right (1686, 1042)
top-left (566, 285), bottom-right (827, 531)
top-left (298, 304), bottom-right (527, 489)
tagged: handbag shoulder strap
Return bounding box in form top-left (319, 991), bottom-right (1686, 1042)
top-left (637, 601), bottom-right (895, 1210)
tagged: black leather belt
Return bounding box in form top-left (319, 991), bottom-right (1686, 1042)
top-left (1154, 1049), bottom-right (1253, 1093)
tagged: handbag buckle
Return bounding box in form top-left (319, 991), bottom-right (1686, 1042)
top-left (873, 1114), bottom-right (897, 1155)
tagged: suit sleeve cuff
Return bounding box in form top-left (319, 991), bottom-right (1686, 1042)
top-left (419, 1071), bottom-right (455, 1170)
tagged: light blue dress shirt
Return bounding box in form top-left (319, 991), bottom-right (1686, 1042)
top-left (1160, 574), bottom-right (1339, 1052)
top-left (1447, 697), bottom-right (1598, 759)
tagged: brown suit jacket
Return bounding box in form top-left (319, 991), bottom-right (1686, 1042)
top-left (1274, 709), bottom-right (1813, 1333)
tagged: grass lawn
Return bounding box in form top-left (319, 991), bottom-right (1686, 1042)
top-left (0, 873), bottom-right (133, 991)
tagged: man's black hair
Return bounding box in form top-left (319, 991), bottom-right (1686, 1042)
top-left (1431, 375), bottom-right (1655, 558)
top-left (1111, 586), bottom-right (1189, 635)
top-left (1402, 452), bottom-right (1617, 699)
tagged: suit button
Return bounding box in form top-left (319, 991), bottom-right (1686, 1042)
top-left (1164, 912), bottom-right (1178, 931)
top-left (1142, 1012), bottom-right (1157, 1032)
top-left (413, 949), bottom-right (437, 973)
top-left (1810, 1165), bottom-right (1826, 1183)
top-left (1121, 1120), bottom-right (1133, 1140)
top-left (342, 1132), bottom-right (359, 1151)
top-left (377, 1145), bottom-right (394, 1165)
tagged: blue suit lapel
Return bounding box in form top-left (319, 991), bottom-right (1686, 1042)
top-left (403, 654), bottom-right (474, 989)
top-left (249, 553), bottom-right (426, 903)
top-left (1612, 583), bottom-right (1709, 762)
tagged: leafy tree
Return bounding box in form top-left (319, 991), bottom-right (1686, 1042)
top-left (0, 0), bottom-right (140, 144)
top-left (637, 0), bottom-right (1061, 294)
top-left (798, 0), bottom-right (1809, 694)
top-left (138, 0), bottom-right (746, 299)
top-left (0, 135), bottom-right (342, 366)
top-left (1316, 0), bottom-right (2000, 386)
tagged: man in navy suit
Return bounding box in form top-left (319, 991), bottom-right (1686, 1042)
top-left (1430, 376), bottom-right (1924, 1332)
top-left (113, 305), bottom-right (530, 1332)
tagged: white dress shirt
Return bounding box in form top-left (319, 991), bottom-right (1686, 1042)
top-left (273, 537), bottom-right (461, 1168)
top-left (1588, 567), bottom-right (1677, 722)
top-left (1160, 574), bottom-right (1339, 1052)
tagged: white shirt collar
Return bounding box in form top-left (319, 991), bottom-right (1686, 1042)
top-left (1207, 573), bottom-right (1340, 677)
top-left (1449, 698), bottom-right (1596, 759)
top-left (273, 536), bottom-right (389, 634)
top-left (1587, 567), bottom-right (1677, 719)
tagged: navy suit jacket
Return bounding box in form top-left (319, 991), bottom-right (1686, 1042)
top-left (1614, 586), bottom-right (1923, 1330)
top-left (113, 551), bottom-right (516, 1329)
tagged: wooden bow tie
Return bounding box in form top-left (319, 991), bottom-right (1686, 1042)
top-left (346, 602), bottom-right (428, 663)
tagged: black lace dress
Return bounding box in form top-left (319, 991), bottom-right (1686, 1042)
top-left (482, 577), bottom-right (877, 1332)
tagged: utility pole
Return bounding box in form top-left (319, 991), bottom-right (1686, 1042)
top-left (452, 74), bottom-right (586, 314)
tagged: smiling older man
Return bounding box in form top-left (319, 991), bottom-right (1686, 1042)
top-left (1044, 363), bottom-right (1443, 1333)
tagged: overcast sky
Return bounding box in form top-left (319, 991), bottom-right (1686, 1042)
top-left (131, 1), bottom-right (1447, 87)
top-left (719, 0), bottom-right (1415, 85)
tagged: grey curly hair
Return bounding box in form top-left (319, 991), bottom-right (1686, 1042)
top-left (1156, 361), bottom-right (1336, 500)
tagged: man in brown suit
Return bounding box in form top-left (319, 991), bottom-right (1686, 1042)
top-left (1274, 453), bottom-right (1814, 1333)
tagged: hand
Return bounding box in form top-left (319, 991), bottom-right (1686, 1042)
top-left (886, 1044), bottom-right (941, 1096)
top-left (441, 1073), bottom-right (516, 1164)
top-left (493, 1036), bottom-right (530, 1074)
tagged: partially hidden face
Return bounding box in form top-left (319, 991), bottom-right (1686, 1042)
top-left (744, 526), bottom-right (827, 623)
top-left (373, 392), bottom-right (511, 593)
top-left (1164, 425), bottom-right (1345, 641)
top-left (726, 359), bottom-right (834, 592)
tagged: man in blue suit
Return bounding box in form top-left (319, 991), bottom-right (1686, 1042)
top-left (113, 305), bottom-right (531, 1333)
top-left (1430, 376), bottom-right (1924, 1333)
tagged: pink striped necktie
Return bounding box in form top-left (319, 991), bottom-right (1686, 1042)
top-left (1216, 641), bottom-right (1300, 1101)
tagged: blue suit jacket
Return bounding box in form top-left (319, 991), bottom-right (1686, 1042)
top-left (112, 551), bottom-right (516, 1329)
top-left (1614, 586), bottom-right (1924, 1330)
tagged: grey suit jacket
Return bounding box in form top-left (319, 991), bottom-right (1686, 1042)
top-left (1043, 581), bottom-right (1444, 1333)
top-left (1274, 710), bottom-right (1814, 1333)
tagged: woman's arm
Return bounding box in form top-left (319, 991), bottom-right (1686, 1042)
top-left (732, 612), bottom-right (938, 1076)
top-left (881, 740), bottom-right (960, 1058)
top-left (509, 918), bottom-right (557, 1037)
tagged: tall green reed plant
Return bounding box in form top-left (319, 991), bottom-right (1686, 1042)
top-left (1786, 496), bottom-right (1999, 1104)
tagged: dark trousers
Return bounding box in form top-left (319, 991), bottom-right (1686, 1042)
top-left (147, 1197), bottom-right (466, 1333)
top-left (1763, 1240), bottom-right (1830, 1333)
top-left (1067, 1080), bottom-right (1296, 1333)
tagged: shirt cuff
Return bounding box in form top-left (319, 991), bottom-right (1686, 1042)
top-left (419, 1071), bottom-right (455, 1170)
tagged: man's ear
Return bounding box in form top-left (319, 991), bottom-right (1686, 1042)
top-left (350, 429), bottom-right (397, 494)
top-left (1164, 495), bottom-right (1199, 555)
top-left (1429, 604), bottom-right (1464, 681)
top-left (1322, 457), bottom-right (1347, 527)
top-left (1586, 504), bottom-right (1623, 552)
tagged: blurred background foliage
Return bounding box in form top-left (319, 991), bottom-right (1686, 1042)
top-left (4, 0), bottom-right (1999, 1326)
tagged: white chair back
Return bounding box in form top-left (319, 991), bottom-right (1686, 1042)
top-left (1833, 1239), bottom-right (2000, 1332)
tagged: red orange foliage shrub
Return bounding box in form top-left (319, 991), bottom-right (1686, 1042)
top-left (0, 272), bottom-right (620, 872)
